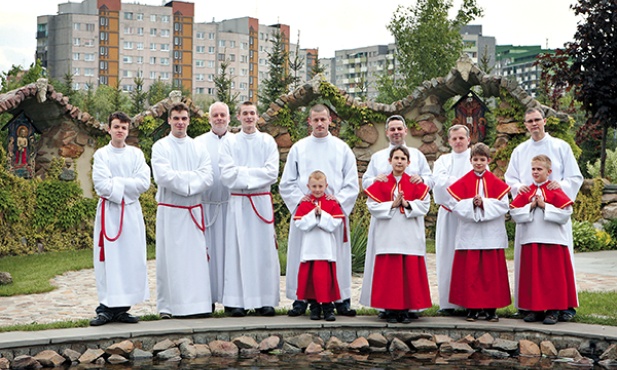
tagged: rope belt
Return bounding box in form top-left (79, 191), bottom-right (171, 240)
top-left (158, 203), bottom-right (206, 232)
top-left (202, 199), bottom-right (229, 228)
top-left (98, 198), bottom-right (125, 262)
top-left (230, 192), bottom-right (274, 224)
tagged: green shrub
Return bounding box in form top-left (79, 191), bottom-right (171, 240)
top-left (573, 178), bottom-right (603, 223)
top-left (603, 218), bottom-right (617, 248)
top-left (573, 220), bottom-right (609, 252)
top-left (587, 149), bottom-right (617, 182)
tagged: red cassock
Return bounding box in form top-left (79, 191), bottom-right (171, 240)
top-left (295, 196), bottom-right (344, 303)
top-left (511, 184), bottom-right (578, 311)
top-left (447, 171), bottom-right (512, 309)
top-left (365, 173), bottom-right (432, 310)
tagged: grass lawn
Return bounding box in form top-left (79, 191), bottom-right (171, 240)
top-left (0, 242), bottom-right (614, 331)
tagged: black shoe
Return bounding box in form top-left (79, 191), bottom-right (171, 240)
top-left (466, 309), bottom-right (479, 322)
top-left (160, 312), bottom-right (172, 320)
top-left (309, 301), bottom-right (322, 320)
top-left (559, 309), bottom-right (575, 322)
top-left (377, 311), bottom-right (386, 319)
top-left (399, 311), bottom-right (412, 324)
top-left (336, 300), bottom-right (357, 317)
top-left (485, 309), bottom-right (498, 322)
top-left (287, 300), bottom-right (307, 317)
top-left (385, 310), bottom-right (398, 324)
top-left (512, 309), bottom-right (529, 319)
top-left (114, 312), bottom-right (139, 323)
top-left (258, 306), bottom-right (275, 316)
top-left (230, 308), bottom-right (247, 317)
top-left (523, 311), bottom-right (540, 322)
top-left (436, 308), bottom-right (455, 316)
top-left (543, 310), bottom-right (559, 325)
top-left (90, 312), bottom-right (113, 326)
top-left (175, 313), bottom-right (211, 319)
top-left (322, 303), bottom-right (336, 322)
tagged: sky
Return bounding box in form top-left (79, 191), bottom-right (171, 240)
top-left (0, 0), bottom-right (582, 74)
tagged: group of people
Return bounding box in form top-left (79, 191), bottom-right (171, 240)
top-left (89, 102), bottom-right (582, 327)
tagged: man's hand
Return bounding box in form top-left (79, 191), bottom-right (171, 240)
top-left (375, 174), bottom-right (388, 182)
top-left (518, 185), bottom-right (531, 194)
top-left (547, 180), bottom-right (561, 190)
top-left (409, 174), bottom-right (423, 184)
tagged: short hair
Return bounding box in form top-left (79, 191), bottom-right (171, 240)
top-left (525, 107), bottom-right (545, 118)
top-left (237, 101), bottom-right (257, 115)
top-left (532, 154), bottom-right (552, 170)
top-left (385, 115), bottom-right (406, 130)
top-left (209, 101), bottom-right (229, 117)
top-left (448, 124), bottom-right (470, 138)
top-left (169, 102), bottom-right (189, 115)
top-left (309, 170), bottom-right (327, 182)
top-left (389, 145), bottom-right (410, 160)
top-left (470, 142), bottom-right (491, 158)
top-left (309, 104), bottom-right (330, 116)
top-left (108, 111), bottom-right (131, 125)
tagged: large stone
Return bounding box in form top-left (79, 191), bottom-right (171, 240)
top-left (492, 338), bottom-right (518, 352)
top-left (107, 355), bottom-right (128, 364)
top-left (558, 348), bottom-right (582, 360)
top-left (78, 348), bottom-right (105, 364)
top-left (58, 143), bottom-right (84, 158)
top-left (232, 336), bottom-right (259, 350)
top-left (419, 142), bottom-right (438, 156)
top-left (259, 336), bottom-right (280, 352)
top-left (519, 340), bottom-right (541, 357)
top-left (275, 133), bottom-right (293, 148)
top-left (389, 338), bottom-right (410, 353)
top-left (11, 355), bottom-right (41, 369)
top-left (130, 349), bottom-right (153, 360)
top-left (282, 343), bottom-right (302, 355)
top-left (61, 349), bottom-right (81, 362)
top-left (209, 341), bottom-right (238, 357)
top-left (157, 348), bottom-right (181, 360)
top-left (456, 335), bottom-right (476, 345)
top-left (326, 337), bottom-right (348, 351)
top-left (367, 333), bottom-right (388, 348)
top-left (349, 337), bottom-right (370, 352)
top-left (540, 341), bottom-right (558, 357)
top-left (440, 342), bottom-right (474, 354)
top-left (352, 147), bottom-right (373, 162)
top-left (410, 120), bottom-right (438, 136)
top-left (599, 359), bottom-right (617, 368)
top-left (75, 132), bottom-right (90, 146)
top-left (411, 338), bottom-right (438, 352)
top-left (496, 122), bottom-right (525, 134)
top-left (600, 344), bottom-right (617, 360)
top-left (305, 342), bottom-right (324, 355)
top-left (476, 333), bottom-right (494, 349)
top-left (356, 124), bottom-right (379, 145)
top-left (106, 340), bottom-right (134, 356)
top-left (179, 342), bottom-right (197, 359)
top-left (0, 272), bottom-right (12, 285)
top-left (602, 203), bottom-right (617, 220)
top-left (194, 344), bottom-right (211, 357)
top-left (0, 358), bottom-right (9, 370)
top-left (33, 350), bottom-right (65, 367)
top-left (434, 334), bottom-right (453, 345)
top-left (481, 348), bottom-right (510, 358)
top-left (153, 339), bottom-right (175, 353)
top-left (287, 333), bottom-right (314, 350)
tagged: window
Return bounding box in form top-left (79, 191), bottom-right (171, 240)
top-left (100, 17), bottom-right (108, 26)
top-left (73, 38), bottom-right (80, 46)
top-left (137, 56), bottom-right (143, 64)
top-left (150, 14), bottom-right (157, 22)
top-left (100, 76), bottom-right (108, 85)
top-left (149, 71), bottom-right (156, 79)
top-left (229, 54), bottom-right (236, 62)
top-left (219, 40), bottom-right (225, 47)
top-left (150, 28), bottom-right (157, 36)
top-left (137, 27), bottom-right (144, 35)
top-left (99, 46), bottom-right (108, 56)
top-left (100, 32), bottom-right (108, 41)
top-left (259, 58), bottom-right (266, 66)
top-left (241, 55), bottom-right (248, 63)
top-left (174, 23), bottom-right (182, 32)
top-left (240, 82), bottom-right (248, 90)
top-left (122, 70), bottom-right (132, 78)
top-left (196, 60), bottom-right (205, 67)
top-left (196, 32), bottom-right (205, 39)
top-left (84, 53), bottom-right (95, 61)
top-left (207, 88), bottom-right (215, 94)
top-left (124, 12), bottom-right (133, 20)
top-left (174, 36), bottom-right (181, 46)
top-left (123, 42), bottom-right (133, 49)
top-left (150, 43), bottom-right (156, 50)
top-left (122, 85), bottom-right (134, 92)
top-left (74, 23), bottom-right (80, 31)
top-left (136, 42), bottom-right (144, 50)
top-left (161, 57), bottom-right (170, 65)
top-left (207, 74), bottom-right (214, 81)
top-left (240, 42), bottom-right (248, 50)
top-left (174, 50), bottom-right (181, 60)
top-left (73, 83), bottom-right (81, 91)
top-left (196, 46), bottom-right (205, 53)
top-left (208, 33), bottom-right (215, 40)
top-left (161, 15), bottom-right (170, 23)
top-left (259, 32), bottom-right (264, 40)
top-left (86, 23), bottom-right (95, 31)
top-left (230, 40), bottom-right (236, 48)
top-left (124, 26), bottom-right (133, 35)
top-left (84, 39), bottom-right (94, 47)
top-left (99, 61), bottom-right (108, 70)
top-left (149, 57), bottom-right (156, 64)
top-left (208, 46), bottom-right (215, 54)
top-left (218, 53), bottom-right (225, 61)
top-left (161, 29), bottom-right (170, 37)
top-left (196, 74), bottom-right (204, 81)
top-left (161, 44), bottom-right (170, 51)
top-left (241, 68), bottom-right (248, 76)
top-left (122, 56), bottom-right (132, 63)
top-left (195, 87), bottom-right (204, 94)
top-left (72, 67), bottom-right (80, 75)
top-left (173, 65), bottom-right (182, 74)
top-left (73, 53), bottom-right (80, 61)
top-left (136, 13), bottom-right (143, 21)
top-left (208, 60), bottom-right (215, 68)
top-left (229, 67), bottom-right (235, 75)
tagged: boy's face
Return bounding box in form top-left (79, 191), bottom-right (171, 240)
top-left (471, 155), bottom-right (490, 173)
top-left (238, 104), bottom-right (258, 134)
top-left (388, 149), bottom-right (410, 175)
top-left (108, 119), bottom-right (129, 147)
top-left (307, 177), bottom-right (327, 198)
top-left (168, 109), bottom-right (190, 138)
top-left (531, 160), bottom-right (551, 183)
top-left (308, 110), bottom-right (331, 138)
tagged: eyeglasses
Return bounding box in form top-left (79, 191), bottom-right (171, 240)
top-left (524, 118), bottom-right (544, 124)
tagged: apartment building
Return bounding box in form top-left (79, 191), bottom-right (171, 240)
top-left (494, 45), bottom-right (553, 97)
top-left (460, 25), bottom-right (496, 70)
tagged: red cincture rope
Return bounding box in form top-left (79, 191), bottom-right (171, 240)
top-left (230, 192), bottom-right (275, 224)
top-left (157, 203), bottom-right (206, 232)
top-left (98, 198), bottom-right (125, 262)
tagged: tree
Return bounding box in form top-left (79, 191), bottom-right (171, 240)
top-left (148, 79), bottom-right (172, 106)
top-left (309, 58), bottom-right (325, 79)
top-left (258, 30), bottom-right (297, 112)
top-left (377, 0), bottom-right (483, 103)
top-left (58, 68), bottom-right (76, 100)
top-left (288, 31), bottom-right (304, 90)
top-left (478, 45), bottom-right (494, 75)
top-left (1, 60), bottom-right (46, 93)
top-left (130, 75), bottom-right (148, 115)
top-left (547, 0), bottom-right (617, 178)
top-left (213, 58), bottom-right (239, 118)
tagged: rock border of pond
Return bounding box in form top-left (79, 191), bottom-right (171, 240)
top-left (1, 316), bottom-right (616, 369)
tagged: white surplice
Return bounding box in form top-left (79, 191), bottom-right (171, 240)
top-left (152, 134), bottom-right (214, 316)
top-left (279, 133), bottom-right (359, 301)
top-left (219, 130), bottom-right (280, 309)
top-left (504, 133), bottom-right (583, 308)
top-left (431, 149), bottom-right (472, 310)
top-left (93, 144), bottom-right (151, 308)
top-left (195, 131), bottom-right (232, 304)
top-left (295, 209), bottom-right (342, 262)
top-left (361, 144), bottom-right (434, 190)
